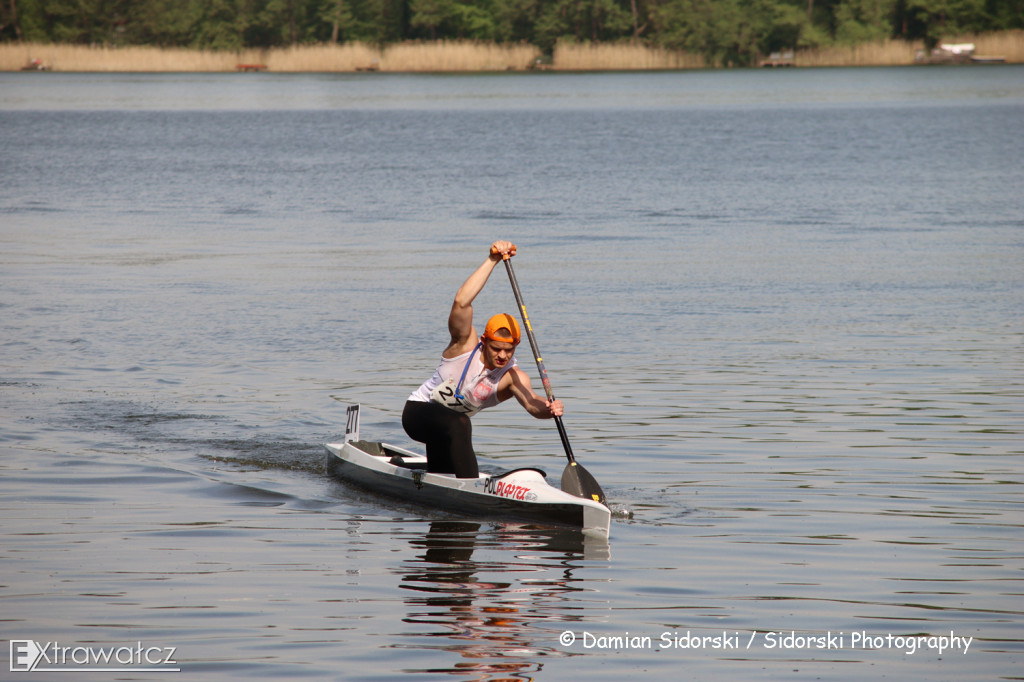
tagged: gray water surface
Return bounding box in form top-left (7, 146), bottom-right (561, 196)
top-left (1, 67), bottom-right (1022, 679)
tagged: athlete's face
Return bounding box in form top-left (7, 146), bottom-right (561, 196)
top-left (481, 339), bottom-right (516, 369)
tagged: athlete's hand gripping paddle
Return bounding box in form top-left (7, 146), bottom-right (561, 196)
top-left (497, 248), bottom-right (607, 505)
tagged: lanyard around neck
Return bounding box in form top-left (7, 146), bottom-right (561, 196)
top-left (454, 342), bottom-right (482, 401)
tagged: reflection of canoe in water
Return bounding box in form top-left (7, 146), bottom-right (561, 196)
top-left (398, 519), bottom-right (605, 679)
top-left (325, 405), bottom-right (611, 538)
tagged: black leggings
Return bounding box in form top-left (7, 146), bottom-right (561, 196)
top-left (402, 400), bottom-right (479, 478)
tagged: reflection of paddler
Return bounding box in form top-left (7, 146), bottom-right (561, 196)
top-left (402, 240), bottom-right (564, 478)
top-left (405, 521), bottom-right (481, 589)
top-left (400, 522), bottom-right (552, 679)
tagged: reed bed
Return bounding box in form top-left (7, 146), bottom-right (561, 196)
top-left (796, 39), bottom-right (922, 67)
top-left (954, 29), bottom-right (1024, 61)
top-left (266, 41), bottom-right (541, 72)
top-left (265, 43), bottom-right (380, 71)
top-left (796, 30), bottom-right (1024, 66)
top-left (3, 40), bottom-right (538, 72)
top-left (3, 31), bottom-right (1021, 72)
top-left (552, 41), bottom-right (705, 70)
top-left (379, 41), bottom-right (539, 72)
top-left (1, 43), bottom-right (269, 72)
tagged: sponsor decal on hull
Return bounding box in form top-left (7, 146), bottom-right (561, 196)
top-left (482, 476), bottom-right (538, 502)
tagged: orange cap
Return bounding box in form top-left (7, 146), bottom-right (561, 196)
top-left (483, 313), bottom-right (521, 345)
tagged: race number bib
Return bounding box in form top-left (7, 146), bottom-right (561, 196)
top-left (429, 377), bottom-right (481, 416)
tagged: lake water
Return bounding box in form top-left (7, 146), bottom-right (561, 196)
top-left (1, 67), bottom-right (1022, 680)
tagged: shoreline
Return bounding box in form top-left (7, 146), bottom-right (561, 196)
top-left (4, 33), bottom-right (1022, 73)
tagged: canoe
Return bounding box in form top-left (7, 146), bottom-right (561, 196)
top-left (325, 405), bottom-right (610, 537)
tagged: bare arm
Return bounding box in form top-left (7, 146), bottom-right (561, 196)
top-left (443, 240), bottom-right (517, 358)
top-left (505, 367), bottom-right (564, 419)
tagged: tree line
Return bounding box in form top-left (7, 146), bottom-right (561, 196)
top-left (2, 0), bottom-right (1021, 66)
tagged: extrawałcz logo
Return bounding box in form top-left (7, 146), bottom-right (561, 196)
top-left (10, 639), bottom-right (179, 672)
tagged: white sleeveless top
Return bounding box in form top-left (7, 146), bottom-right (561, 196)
top-left (408, 344), bottom-right (517, 416)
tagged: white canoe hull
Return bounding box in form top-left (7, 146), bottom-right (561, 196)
top-left (325, 439), bottom-right (610, 537)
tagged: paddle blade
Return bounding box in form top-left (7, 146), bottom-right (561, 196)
top-left (561, 461), bottom-right (606, 506)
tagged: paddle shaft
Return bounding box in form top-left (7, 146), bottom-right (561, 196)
top-left (501, 256), bottom-right (577, 464)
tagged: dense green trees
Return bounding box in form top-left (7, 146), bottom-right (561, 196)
top-left (1, 0), bottom-right (1020, 64)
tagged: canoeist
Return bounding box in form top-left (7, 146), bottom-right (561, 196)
top-left (402, 240), bottom-right (564, 478)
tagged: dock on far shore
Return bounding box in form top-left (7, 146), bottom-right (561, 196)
top-left (760, 51), bottom-right (795, 67)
